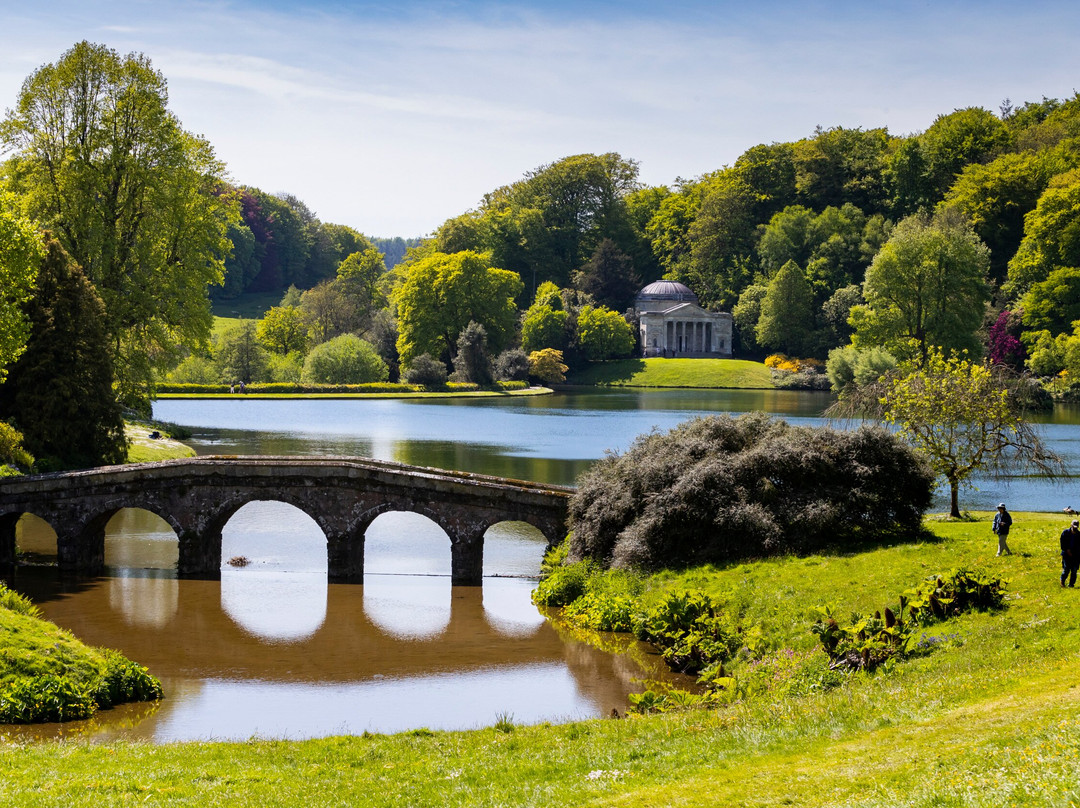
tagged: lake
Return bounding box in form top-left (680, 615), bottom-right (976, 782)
top-left (5, 388), bottom-right (1079, 742)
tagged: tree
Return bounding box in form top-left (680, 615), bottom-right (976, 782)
top-left (453, 321), bottom-right (493, 385)
top-left (851, 210), bottom-right (990, 361)
top-left (575, 306), bottom-right (635, 361)
top-left (0, 234), bottom-right (126, 469)
top-left (301, 334), bottom-right (388, 385)
top-left (528, 349), bottom-right (568, 384)
top-left (1005, 169), bottom-right (1080, 299)
top-left (214, 320), bottom-right (268, 384)
top-left (571, 239), bottom-right (640, 312)
top-left (731, 284), bottom-right (768, 353)
top-left (300, 280), bottom-right (352, 345)
top-left (0, 195), bottom-right (44, 383)
top-left (494, 349), bottom-right (530, 382)
top-left (394, 250), bottom-right (523, 366)
top-left (1, 41), bottom-right (239, 405)
top-left (521, 304), bottom-right (570, 353)
top-left (402, 353), bottom-right (448, 387)
top-left (919, 107), bottom-right (1010, 199)
top-left (257, 305), bottom-right (308, 354)
top-left (882, 348), bottom-right (1062, 518)
top-left (756, 260), bottom-right (815, 355)
top-left (1019, 266), bottom-right (1080, 336)
top-left (0, 421), bottom-right (33, 473)
top-left (335, 247), bottom-right (387, 332)
top-left (684, 173), bottom-right (757, 309)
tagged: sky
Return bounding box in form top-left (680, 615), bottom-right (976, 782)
top-left (2, 0), bottom-right (1079, 238)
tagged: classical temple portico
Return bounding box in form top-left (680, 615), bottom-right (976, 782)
top-left (635, 280), bottom-right (733, 358)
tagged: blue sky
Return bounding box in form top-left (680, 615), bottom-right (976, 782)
top-left (2, 1), bottom-right (1079, 237)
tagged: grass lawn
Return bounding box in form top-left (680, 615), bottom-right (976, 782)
top-left (3, 512), bottom-right (1079, 806)
top-left (566, 357), bottom-right (775, 389)
top-left (123, 423), bottom-right (196, 463)
top-left (210, 292), bottom-right (282, 320)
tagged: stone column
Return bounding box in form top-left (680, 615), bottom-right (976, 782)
top-left (0, 513), bottom-right (18, 567)
top-left (327, 531), bottom-right (365, 583)
top-left (57, 522), bottom-right (104, 575)
top-left (177, 528), bottom-right (222, 579)
top-left (449, 525), bottom-right (486, 586)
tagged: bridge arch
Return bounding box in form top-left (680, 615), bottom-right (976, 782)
top-left (362, 509), bottom-right (452, 577)
top-left (0, 510), bottom-right (58, 565)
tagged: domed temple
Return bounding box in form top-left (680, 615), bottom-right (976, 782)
top-left (634, 280), bottom-right (733, 358)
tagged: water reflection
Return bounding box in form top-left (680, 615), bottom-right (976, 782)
top-left (104, 509), bottom-right (177, 569)
top-left (5, 500), bottom-right (687, 741)
top-left (363, 574), bottom-right (452, 640)
top-left (108, 571), bottom-right (177, 630)
top-left (5, 567), bottom-right (681, 742)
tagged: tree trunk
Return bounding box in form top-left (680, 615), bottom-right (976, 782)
top-left (950, 480), bottom-right (960, 519)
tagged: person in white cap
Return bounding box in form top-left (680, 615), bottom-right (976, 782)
top-left (992, 503), bottom-right (1012, 556)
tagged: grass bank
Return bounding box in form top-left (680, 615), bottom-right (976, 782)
top-left (124, 423), bottom-right (196, 463)
top-left (3, 512), bottom-right (1078, 806)
top-left (566, 357), bottom-right (774, 389)
top-left (0, 584), bottom-right (162, 725)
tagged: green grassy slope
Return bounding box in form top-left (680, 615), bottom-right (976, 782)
top-left (566, 357), bottom-right (775, 388)
top-left (3, 512), bottom-right (1079, 805)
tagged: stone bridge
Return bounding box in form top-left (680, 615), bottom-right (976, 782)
top-left (0, 456), bottom-right (573, 585)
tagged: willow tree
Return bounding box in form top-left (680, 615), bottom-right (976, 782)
top-left (1, 41), bottom-right (238, 406)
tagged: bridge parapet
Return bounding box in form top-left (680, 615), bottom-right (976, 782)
top-left (0, 456), bottom-right (574, 585)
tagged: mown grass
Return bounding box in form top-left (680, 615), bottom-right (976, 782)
top-left (566, 357), bottom-right (775, 389)
top-left (2, 512), bottom-right (1079, 806)
top-left (123, 423), bottom-right (196, 464)
top-left (211, 292), bottom-right (282, 320)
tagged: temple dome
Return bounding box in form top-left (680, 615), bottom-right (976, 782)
top-left (636, 280), bottom-right (699, 304)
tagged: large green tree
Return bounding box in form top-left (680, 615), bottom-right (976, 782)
top-left (851, 210), bottom-right (990, 360)
top-left (0, 195), bottom-right (43, 383)
top-left (756, 260), bottom-right (815, 356)
top-left (394, 250), bottom-right (523, 366)
top-left (0, 41), bottom-right (239, 405)
top-left (1005, 169), bottom-right (1080, 300)
top-left (0, 234), bottom-right (125, 469)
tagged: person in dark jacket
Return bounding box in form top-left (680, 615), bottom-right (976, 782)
top-left (1061, 520), bottom-right (1080, 587)
top-left (992, 503), bottom-right (1013, 556)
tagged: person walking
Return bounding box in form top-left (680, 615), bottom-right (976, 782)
top-left (1061, 520), bottom-right (1080, 587)
top-left (992, 503), bottom-right (1013, 556)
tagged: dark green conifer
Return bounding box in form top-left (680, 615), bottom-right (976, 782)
top-left (0, 234), bottom-right (126, 469)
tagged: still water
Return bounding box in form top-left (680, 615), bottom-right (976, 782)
top-left (7, 388), bottom-right (1080, 742)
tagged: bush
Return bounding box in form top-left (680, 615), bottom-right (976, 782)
top-left (402, 354), bottom-right (449, 387)
top-left (635, 589), bottom-right (742, 674)
top-left (533, 560), bottom-right (598, 607)
top-left (568, 412), bottom-right (934, 571)
top-left (0, 674), bottom-right (96, 723)
top-left (302, 334), bottom-right (389, 385)
top-left (92, 649), bottom-right (164, 708)
top-left (494, 349), bottom-right (531, 382)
